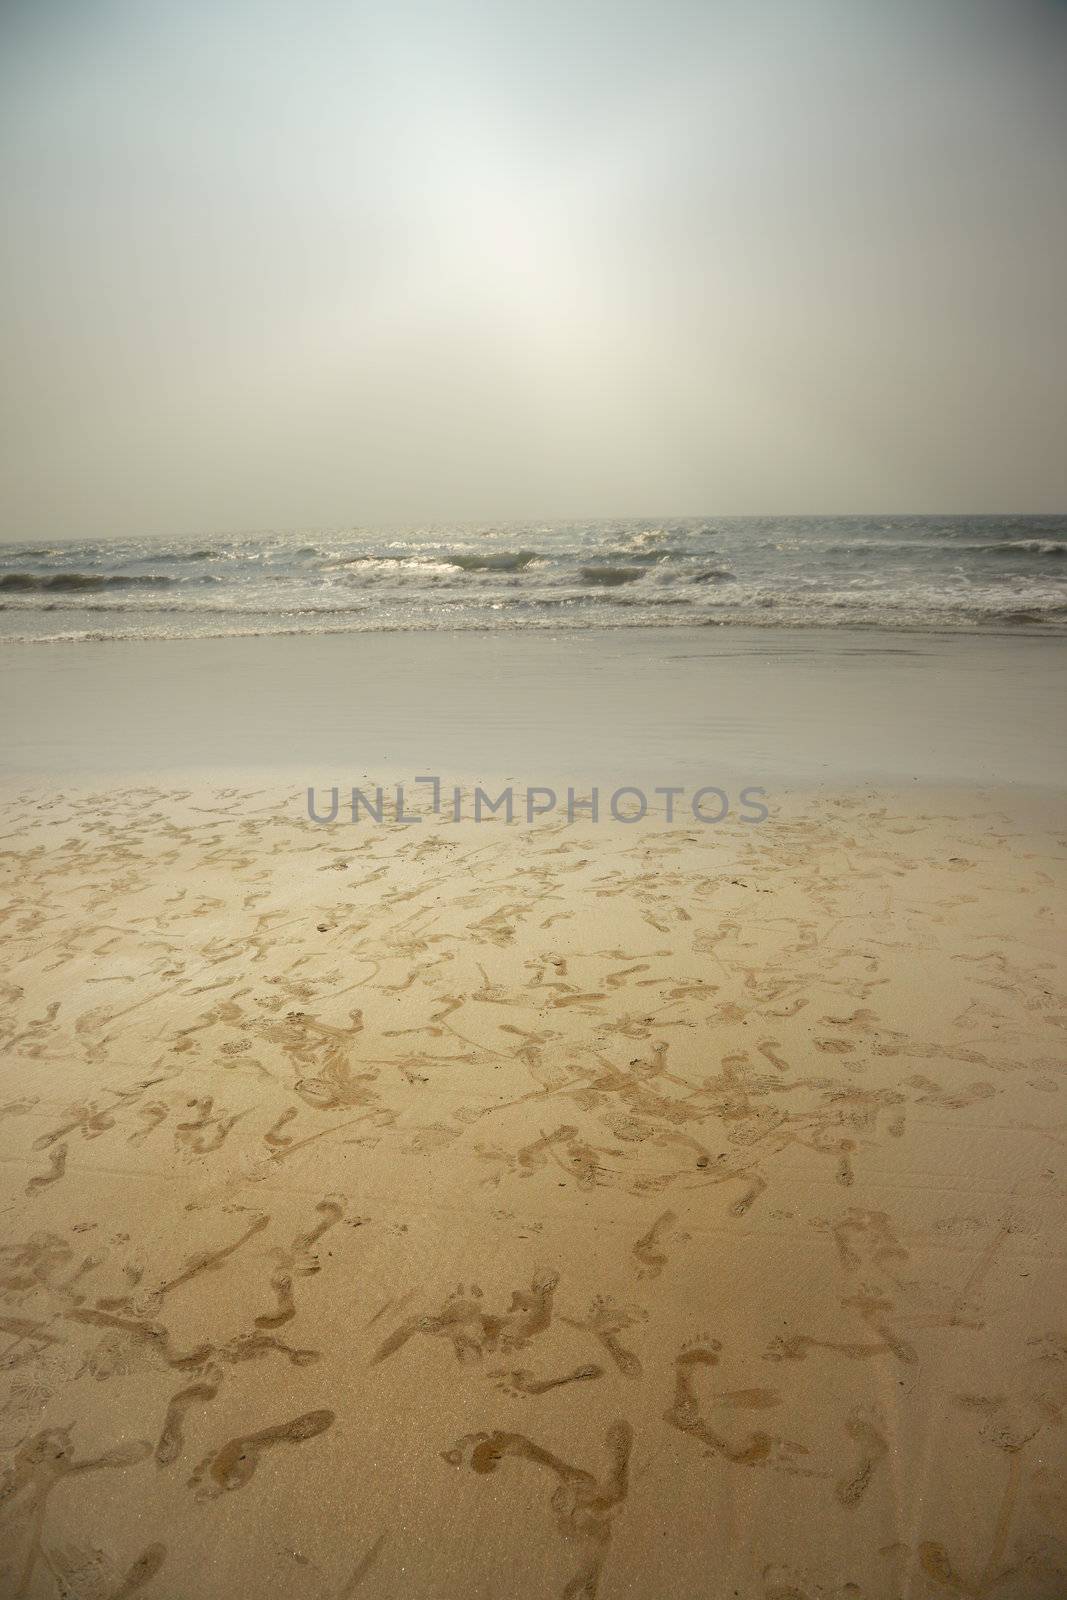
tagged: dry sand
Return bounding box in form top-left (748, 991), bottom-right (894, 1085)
top-left (0, 780), bottom-right (1065, 1599)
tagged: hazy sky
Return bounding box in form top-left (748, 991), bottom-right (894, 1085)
top-left (1, 0), bottom-right (1065, 539)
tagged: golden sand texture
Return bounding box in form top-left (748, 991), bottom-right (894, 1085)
top-left (0, 783), bottom-right (1065, 1599)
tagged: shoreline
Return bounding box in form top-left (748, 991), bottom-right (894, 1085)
top-left (4, 619), bottom-right (1067, 645)
top-left (5, 625), bottom-right (1067, 790)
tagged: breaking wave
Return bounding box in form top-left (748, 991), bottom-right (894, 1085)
top-left (1, 515), bottom-right (1065, 641)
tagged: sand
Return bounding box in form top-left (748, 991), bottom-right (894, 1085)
top-left (0, 777), bottom-right (1064, 1599)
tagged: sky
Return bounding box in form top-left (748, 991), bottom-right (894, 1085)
top-left (1, 0), bottom-right (1065, 540)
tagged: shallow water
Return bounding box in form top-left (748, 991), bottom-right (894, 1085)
top-left (5, 626), bottom-right (1066, 791)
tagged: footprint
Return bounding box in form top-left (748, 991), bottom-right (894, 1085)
top-left (26, 1144), bottom-right (68, 1196)
top-left (263, 1107), bottom-right (299, 1150)
top-left (155, 1377), bottom-right (220, 1466)
top-left (372, 1272), bottom-right (558, 1367)
top-left (128, 1104), bottom-right (168, 1146)
top-left (443, 1418), bottom-right (631, 1600)
top-left (112, 1541), bottom-right (167, 1598)
top-left (494, 1363), bottom-right (604, 1397)
top-left (665, 1337), bottom-right (776, 1466)
top-left (835, 1407), bottom-right (888, 1507)
top-left (561, 1296), bottom-right (646, 1379)
top-left (217, 1331), bottom-right (321, 1368)
top-left (188, 1408), bottom-right (335, 1498)
top-left (668, 1338), bottom-right (722, 1429)
top-left (254, 1272), bottom-right (295, 1329)
top-left (632, 1210), bottom-right (688, 1279)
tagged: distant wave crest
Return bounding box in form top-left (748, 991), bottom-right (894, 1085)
top-left (579, 565), bottom-right (645, 586)
top-left (445, 549), bottom-right (540, 572)
top-left (0, 572), bottom-right (176, 592)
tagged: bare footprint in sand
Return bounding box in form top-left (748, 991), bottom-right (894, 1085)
top-left (26, 1143), bottom-right (67, 1197)
top-left (494, 1363), bottom-right (604, 1397)
top-left (561, 1296), bottom-right (646, 1379)
top-left (834, 1406), bottom-right (888, 1507)
top-left (371, 1272), bottom-right (558, 1367)
top-left (155, 1376), bottom-right (220, 1466)
top-left (665, 1338), bottom-right (777, 1466)
top-left (188, 1408), bottom-right (335, 1498)
top-left (111, 1541), bottom-right (168, 1598)
top-left (632, 1210), bottom-right (688, 1279)
top-left (444, 1418), bottom-right (631, 1599)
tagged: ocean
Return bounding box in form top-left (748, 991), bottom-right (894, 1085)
top-left (1, 515), bottom-right (1066, 643)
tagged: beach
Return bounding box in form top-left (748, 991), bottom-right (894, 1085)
top-left (2, 627), bottom-right (1066, 1598)
top-left (3, 0), bottom-right (1066, 1579)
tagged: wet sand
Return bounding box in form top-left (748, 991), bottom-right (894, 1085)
top-left (1, 773), bottom-right (1065, 1599)
top-left (6, 626), bottom-right (1067, 789)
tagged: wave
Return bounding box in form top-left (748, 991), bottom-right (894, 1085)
top-left (324, 556), bottom-right (460, 579)
top-left (444, 549), bottom-right (540, 572)
top-left (987, 539), bottom-right (1067, 557)
top-left (6, 604), bottom-right (1062, 646)
top-left (606, 594), bottom-right (693, 607)
top-left (1, 518), bottom-right (1064, 640)
top-left (150, 547), bottom-right (222, 562)
top-left (323, 549), bottom-right (541, 576)
top-left (0, 572), bottom-right (176, 592)
top-left (765, 537), bottom-right (1067, 558)
top-left (0, 600), bottom-right (368, 617)
top-left (690, 567), bottom-right (736, 584)
top-left (3, 580), bottom-right (1064, 622)
top-left (617, 528), bottom-right (677, 551)
top-left (579, 565), bottom-right (645, 586)
top-left (602, 547), bottom-right (690, 564)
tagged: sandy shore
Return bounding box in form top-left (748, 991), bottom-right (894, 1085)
top-left (0, 778), bottom-right (1064, 1598)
